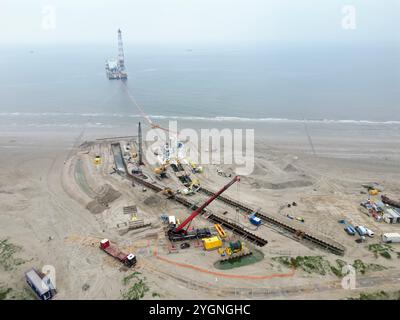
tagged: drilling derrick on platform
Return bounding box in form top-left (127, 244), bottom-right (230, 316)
top-left (105, 29), bottom-right (128, 80)
top-left (117, 29), bottom-right (127, 79)
top-left (138, 122), bottom-right (144, 165)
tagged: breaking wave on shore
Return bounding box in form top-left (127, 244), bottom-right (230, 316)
top-left (0, 112), bottom-right (399, 125)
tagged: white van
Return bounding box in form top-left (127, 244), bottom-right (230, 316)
top-left (365, 228), bottom-right (374, 237)
top-left (355, 226), bottom-right (367, 236)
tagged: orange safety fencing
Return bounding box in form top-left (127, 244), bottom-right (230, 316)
top-left (152, 238), bottom-right (296, 280)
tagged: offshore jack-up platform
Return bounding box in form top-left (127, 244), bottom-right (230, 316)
top-left (105, 29), bottom-right (128, 80)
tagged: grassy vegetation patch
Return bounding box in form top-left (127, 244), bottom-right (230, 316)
top-left (122, 271), bottom-right (141, 286)
top-left (272, 256), bottom-right (336, 276)
top-left (0, 239), bottom-right (26, 271)
top-left (121, 272), bottom-right (149, 300)
top-left (352, 259), bottom-right (386, 275)
top-left (349, 290), bottom-right (400, 300)
top-left (272, 256), bottom-right (386, 277)
top-left (0, 286), bottom-right (12, 300)
top-left (368, 244), bottom-right (394, 259)
top-left (330, 259), bottom-right (348, 277)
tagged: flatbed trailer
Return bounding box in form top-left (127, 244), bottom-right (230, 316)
top-left (100, 239), bottom-right (136, 267)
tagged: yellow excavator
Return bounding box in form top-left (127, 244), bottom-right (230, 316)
top-left (154, 162), bottom-right (169, 179)
top-left (181, 179), bottom-right (200, 195)
top-left (161, 187), bottom-right (174, 197)
top-left (185, 158), bottom-right (203, 173)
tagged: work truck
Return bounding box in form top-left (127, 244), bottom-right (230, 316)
top-left (100, 239), bottom-right (136, 267)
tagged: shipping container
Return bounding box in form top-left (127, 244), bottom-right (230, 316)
top-left (203, 236), bottom-right (222, 250)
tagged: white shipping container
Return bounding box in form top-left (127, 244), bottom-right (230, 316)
top-left (382, 233), bottom-right (400, 243)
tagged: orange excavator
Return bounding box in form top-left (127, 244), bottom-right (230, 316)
top-left (154, 162), bottom-right (169, 179)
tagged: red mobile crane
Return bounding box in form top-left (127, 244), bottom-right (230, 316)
top-left (168, 175), bottom-right (240, 241)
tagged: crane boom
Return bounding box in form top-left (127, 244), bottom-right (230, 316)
top-left (174, 175), bottom-right (240, 233)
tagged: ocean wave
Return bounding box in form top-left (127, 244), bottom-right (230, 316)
top-left (5, 122), bottom-right (117, 128)
top-left (0, 112), bottom-right (399, 125)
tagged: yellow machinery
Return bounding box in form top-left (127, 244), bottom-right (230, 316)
top-left (369, 189), bottom-right (379, 196)
top-left (181, 179), bottom-right (200, 195)
top-left (162, 187), bottom-right (174, 197)
top-left (203, 236), bottom-right (222, 251)
top-left (225, 240), bottom-right (243, 256)
top-left (214, 224), bottom-right (227, 239)
top-left (154, 165), bottom-right (166, 175)
top-left (154, 162), bottom-right (169, 178)
top-left (94, 155), bottom-right (101, 165)
top-left (186, 158), bottom-right (203, 173)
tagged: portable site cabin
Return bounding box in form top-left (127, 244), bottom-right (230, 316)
top-left (249, 215), bottom-right (262, 226)
top-left (25, 269), bottom-right (56, 300)
top-left (382, 233), bottom-right (400, 243)
top-left (168, 216), bottom-right (176, 225)
top-left (383, 208), bottom-right (400, 224)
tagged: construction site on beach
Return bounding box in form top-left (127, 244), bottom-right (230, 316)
top-left (53, 119), bottom-right (400, 300)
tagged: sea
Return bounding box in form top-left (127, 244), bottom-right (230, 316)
top-left (0, 43), bottom-right (399, 131)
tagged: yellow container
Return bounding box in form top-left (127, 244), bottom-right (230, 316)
top-left (369, 189), bottom-right (379, 196)
top-left (203, 236), bottom-right (222, 251)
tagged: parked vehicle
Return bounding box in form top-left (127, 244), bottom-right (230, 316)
top-left (355, 226), bottom-right (367, 237)
top-left (100, 239), bottom-right (136, 267)
top-left (344, 225), bottom-right (356, 236)
top-left (365, 228), bottom-right (375, 237)
top-left (180, 242), bottom-right (190, 249)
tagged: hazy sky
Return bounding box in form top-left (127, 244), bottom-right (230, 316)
top-left (0, 0), bottom-right (398, 45)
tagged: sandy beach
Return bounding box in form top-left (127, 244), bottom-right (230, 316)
top-left (0, 121), bottom-right (399, 300)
